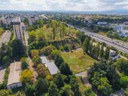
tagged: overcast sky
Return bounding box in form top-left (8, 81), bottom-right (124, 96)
top-left (0, 0), bottom-right (128, 11)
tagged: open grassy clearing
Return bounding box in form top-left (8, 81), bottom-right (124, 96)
top-left (98, 32), bottom-right (107, 36)
top-left (61, 49), bottom-right (97, 73)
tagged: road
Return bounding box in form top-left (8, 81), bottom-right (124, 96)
top-left (68, 24), bottom-right (128, 53)
top-left (0, 30), bottom-right (11, 47)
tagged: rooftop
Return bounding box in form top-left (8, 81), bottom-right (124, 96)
top-left (45, 61), bottom-right (59, 75)
top-left (0, 69), bottom-right (5, 84)
top-left (40, 56), bottom-right (59, 75)
top-left (7, 62), bottom-right (22, 86)
top-left (40, 56), bottom-right (49, 64)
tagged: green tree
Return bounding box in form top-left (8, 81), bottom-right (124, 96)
top-left (98, 77), bottom-right (113, 96)
top-left (84, 87), bottom-right (96, 96)
top-left (115, 59), bottom-right (128, 75)
top-left (54, 74), bottom-right (64, 88)
top-left (60, 85), bottom-right (73, 96)
top-left (120, 75), bottom-right (128, 88)
top-left (35, 78), bottom-right (48, 96)
top-left (70, 76), bottom-right (81, 96)
top-left (20, 69), bottom-right (33, 84)
top-left (59, 62), bottom-right (72, 75)
top-left (83, 37), bottom-right (91, 53)
top-left (0, 44), bottom-right (12, 66)
top-left (0, 89), bottom-right (12, 96)
top-left (32, 56), bottom-right (41, 67)
top-left (104, 46), bottom-right (110, 60)
top-left (48, 82), bottom-right (60, 96)
top-left (36, 64), bottom-right (46, 77)
top-left (11, 39), bottom-right (25, 58)
top-left (25, 84), bottom-right (35, 96)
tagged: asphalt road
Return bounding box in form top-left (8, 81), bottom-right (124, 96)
top-left (68, 24), bottom-right (128, 53)
top-left (0, 30), bottom-right (12, 47)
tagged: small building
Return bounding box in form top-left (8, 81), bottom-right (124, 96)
top-left (109, 50), bottom-right (120, 61)
top-left (40, 56), bottom-right (49, 64)
top-left (28, 16), bottom-right (36, 25)
top-left (97, 22), bottom-right (108, 26)
top-left (0, 68), bottom-right (6, 84)
top-left (40, 56), bottom-right (60, 75)
top-left (45, 61), bottom-right (60, 75)
top-left (7, 62), bottom-right (22, 89)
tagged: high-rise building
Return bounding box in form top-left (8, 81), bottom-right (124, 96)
top-left (28, 16), bottom-right (35, 25)
top-left (12, 17), bottom-right (23, 41)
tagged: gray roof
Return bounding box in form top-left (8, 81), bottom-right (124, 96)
top-left (45, 61), bottom-right (59, 75)
top-left (40, 56), bottom-right (59, 75)
top-left (7, 62), bottom-right (22, 86)
top-left (40, 56), bottom-right (49, 64)
top-left (0, 69), bottom-right (5, 84)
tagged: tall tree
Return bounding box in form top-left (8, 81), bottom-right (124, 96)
top-left (59, 62), bottom-right (72, 75)
top-left (35, 78), bottom-right (48, 96)
top-left (70, 76), bottom-right (81, 96)
top-left (11, 39), bottom-right (25, 58)
top-left (25, 84), bottom-right (35, 96)
top-left (48, 82), bottom-right (60, 96)
top-left (54, 74), bottom-right (64, 88)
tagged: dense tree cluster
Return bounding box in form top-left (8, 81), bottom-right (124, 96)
top-left (89, 62), bottom-right (121, 96)
top-left (28, 20), bottom-right (78, 51)
top-left (0, 44), bottom-right (12, 66)
top-left (82, 36), bottom-right (110, 60)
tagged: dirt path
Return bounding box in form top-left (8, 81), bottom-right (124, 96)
top-left (28, 57), bottom-right (38, 82)
top-left (75, 69), bottom-right (91, 87)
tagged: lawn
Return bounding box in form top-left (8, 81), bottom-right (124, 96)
top-left (61, 49), bottom-right (97, 73)
top-left (98, 32), bottom-right (107, 36)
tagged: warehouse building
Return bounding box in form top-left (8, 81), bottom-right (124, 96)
top-left (7, 62), bottom-right (22, 89)
top-left (40, 56), bottom-right (60, 75)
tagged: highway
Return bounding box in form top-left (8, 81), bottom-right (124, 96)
top-left (68, 24), bottom-right (128, 53)
top-left (0, 30), bottom-right (12, 47)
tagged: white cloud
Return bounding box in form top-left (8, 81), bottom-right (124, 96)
top-left (0, 0), bottom-right (127, 11)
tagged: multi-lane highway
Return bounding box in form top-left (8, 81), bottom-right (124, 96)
top-left (0, 30), bottom-right (12, 47)
top-left (68, 24), bottom-right (128, 53)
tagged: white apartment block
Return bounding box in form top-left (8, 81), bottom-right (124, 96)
top-left (12, 17), bottom-right (23, 41)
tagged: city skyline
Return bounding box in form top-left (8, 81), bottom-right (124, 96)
top-left (0, 0), bottom-right (128, 12)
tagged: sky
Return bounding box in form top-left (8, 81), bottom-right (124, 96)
top-left (0, 0), bottom-right (128, 12)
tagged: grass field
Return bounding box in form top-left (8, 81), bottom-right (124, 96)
top-left (98, 32), bottom-right (107, 36)
top-left (61, 49), bottom-right (97, 73)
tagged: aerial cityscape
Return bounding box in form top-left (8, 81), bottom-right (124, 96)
top-left (0, 0), bottom-right (128, 96)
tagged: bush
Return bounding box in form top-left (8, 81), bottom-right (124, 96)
top-left (63, 45), bottom-right (70, 52)
top-left (46, 75), bottom-right (53, 81)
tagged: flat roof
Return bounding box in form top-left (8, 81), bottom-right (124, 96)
top-left (0, 69), bottom-right (5, 84)
top-left (40, 56), bottom-right (49, 64)
top-left (7, 62), bottom-right (21, 86)
top-left (45, 61), bottom-right (59, 75)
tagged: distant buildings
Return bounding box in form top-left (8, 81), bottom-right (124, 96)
top-left (114, 24), bottom-right (128, 37)
top-left (12, 17), bottom-right (23, 41)
top-left (28, 16), bottom-right (36, 25)
top-left (7, 62), bottom-right (22, 89)
top-left (97, 22), bottom-right (108, 26)
top-left (40, 56), bottom-right (60, 75)
top-left (1, 16), bottom-right (13, 26)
